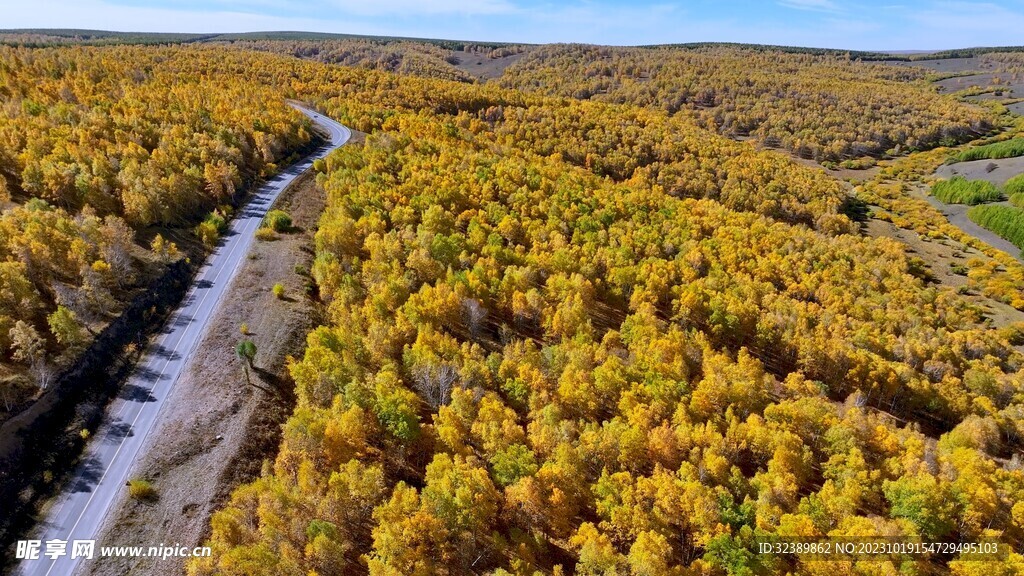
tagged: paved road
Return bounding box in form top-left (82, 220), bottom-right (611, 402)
top-left (15, 106), bottom-right (350, 576)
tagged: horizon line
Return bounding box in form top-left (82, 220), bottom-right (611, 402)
top-left (2, 27), bottom-right (1022, 55)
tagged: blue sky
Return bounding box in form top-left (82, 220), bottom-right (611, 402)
top-left (2, 0), bottom-right (1024, 50)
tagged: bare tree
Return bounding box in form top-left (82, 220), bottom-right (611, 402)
top-left (10, 320), bottom-right (51, 390)
top-left (99, 216), bottom-right (136, 285)
top-left (412, 361), bottom-right (459, 409)
top-left (1, 380), bottom-right (14, 411)
top-left (462, 297), bottom-right (488, 340)
top-left (31, 362), bottom-right (54, 392)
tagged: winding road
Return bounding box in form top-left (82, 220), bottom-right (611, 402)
top-left (15, 106), bottom-right (350, 576)
top-left (917, 193), bottom-right (1024, 262)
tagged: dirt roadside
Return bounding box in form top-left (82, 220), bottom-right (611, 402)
top-left (934, 155), bottom-right (1024, 187)
top-left (905, 184), bottom-right (1024, 263)
top-left (82, 169), bottom-right (329, 576)
top-left (864, 217), bottom-right (1024, 330)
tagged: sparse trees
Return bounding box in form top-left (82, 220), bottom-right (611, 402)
top-left (150, 234), bottom-right (180, 263)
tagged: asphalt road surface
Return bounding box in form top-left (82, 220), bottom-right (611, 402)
top-left (15, 106), bottom-right (350, 576)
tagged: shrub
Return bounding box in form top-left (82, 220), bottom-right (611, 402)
top-left (196, 220), bottom-right (220, 247)
top-left (839, 157), bottom-right (877, 170)
top-left (1005, 174), bottom-right (1024, 197)
top-left (207, 211), bottom-right (228, 231)
top-left (272, 283), bottom-right (285, 299)
top-left (931, 177), bottom-right (1003, 205)
top-left (967, 204), bottom-right (1024, 249)
top-left (240, 323), bottom-right (249, 335)
top-left (952, 138), bottom-right (1024, 162)
top-left (196, 211), bottom-right (228, 247)
top-left (254, 227), bottom-right (277, 241)
top-left (128, 478), bottom-right (157, 501)
top-left (264, 209), bottom-right (292, 232)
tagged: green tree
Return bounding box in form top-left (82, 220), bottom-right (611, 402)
top-left (236, 339), bottom-right (257, 369)
top-left (883, 473), bottom-right (960, 540)
top-left (48, 306), bottom-right (85, 348)
top-left (489, 444), bottom-right (539, 488)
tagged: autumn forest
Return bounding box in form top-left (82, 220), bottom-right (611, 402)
top-left (1, 29), bottom-right (1024, 576)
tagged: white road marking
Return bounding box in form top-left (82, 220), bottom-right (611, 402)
top-left (19, 106), bottom-right (350, 576)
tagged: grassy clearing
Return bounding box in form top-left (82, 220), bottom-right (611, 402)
top-left (931, 176), bottom-right (1003, 205)
top-left (952, 138), bottom-right (1024, 162)
top-left (967, 204), bottom-right (1024, 250)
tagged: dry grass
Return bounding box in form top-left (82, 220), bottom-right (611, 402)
top-left (127, 479), bottom-right (157, 502)
top-left (84, 169), bottom-right (328, 576)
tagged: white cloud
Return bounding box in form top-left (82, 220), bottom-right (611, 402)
top-left (777, 0), bottom-right (843, 13)
top-left (908, 1), bottom-right (1024, 35)
top-left (327, 0), bottom-right (516, 16)
top-left (1, 0), bottom-right (1024, 51)
top-left (0, 0), bottom-right (385, 34)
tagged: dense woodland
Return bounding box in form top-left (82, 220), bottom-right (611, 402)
top-left (496, 45), bottom-right (993, 161)
top-left (225, 39), bottom-right (479, 83)
top-left (0, 46), bottom-right (313, 406)
top-left (0, 40), bottom-right (1022, 574)
top-left (61, 47), bottom-right (1014, 575)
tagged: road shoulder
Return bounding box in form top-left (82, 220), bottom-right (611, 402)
top-left (83, 170), bottom-right (327, 576)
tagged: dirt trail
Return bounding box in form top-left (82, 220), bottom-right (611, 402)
top-left (934, 156), bottom-right (1024, 186)
top-left (908, 185), bottom-right (1024, 262)
top-left (864, 217), bottom-right (1024, 329)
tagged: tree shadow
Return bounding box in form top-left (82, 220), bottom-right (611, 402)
top-left (840, 196), bottom-right (871, 223)
top-left (101, 420), bottom-right (134, 444)
top-left (117, 383), bottom-right (156, 403)
top-left (68, 455), bottom-right (105, 493)
top-left (150, 343), bottom-right (181, 362)
top-left (170, 313), bottom-right (194, 329)
top-left (133, 364), bottom-right (166, 384)
top-left (250, 366), bottom-right (296, 405)
top-left (252, 366), bottom-right (287, 392)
